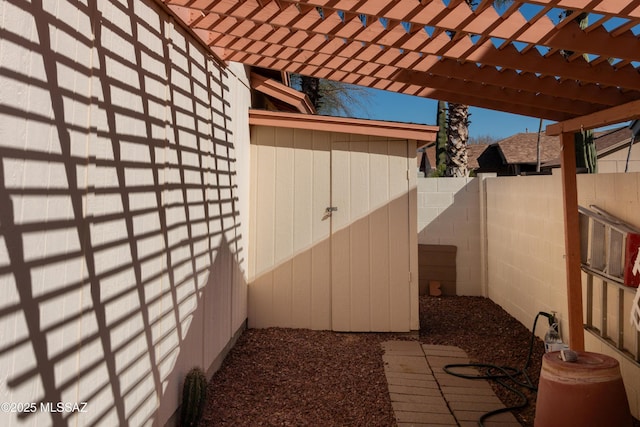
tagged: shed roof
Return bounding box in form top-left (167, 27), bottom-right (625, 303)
top-left (251, 72), bottom-right (317, 114)
top-left (249, 109), bottom-right (438, 142)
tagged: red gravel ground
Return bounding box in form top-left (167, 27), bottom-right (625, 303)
top-left (199, 296), bottom-right (638, 427)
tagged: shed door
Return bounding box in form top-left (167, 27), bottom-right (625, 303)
top-left (249, 130), bottom-right (414, 332)
top-left (330, 139), bottom-right (411, 331)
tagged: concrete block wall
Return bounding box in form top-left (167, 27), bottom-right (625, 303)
top-left (575, 172), bottom-right (640, 418)
top-left (419, 171), bottom-right (640, 419)
top-left (417, 176), bottom-right (484, 296)
top-left (484, 171), bottom-right (640, 419)
top-left (485, 174), bottom-right (567, 331)
top-left (599, 143), bottom-right (640, 173)
top-left (584, 323), bottom-right (640, 420)
top-left (0, 1), bottom-right (250, 425)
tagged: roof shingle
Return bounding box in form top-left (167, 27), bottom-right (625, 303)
top-left (497, 133), bottom-right (561, 165)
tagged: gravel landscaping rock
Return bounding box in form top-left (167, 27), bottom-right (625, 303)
top-left (200, 295), bottom-right (637, 427)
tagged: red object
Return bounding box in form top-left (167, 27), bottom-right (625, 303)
top-left (624, 233), bottom-right (640, 287)
top-left (535, 352), bottom-right (632, 427)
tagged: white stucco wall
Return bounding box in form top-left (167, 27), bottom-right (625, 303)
top-left (0, 0), bottom-right (250, 425)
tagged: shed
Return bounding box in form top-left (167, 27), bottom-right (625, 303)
top-left (247, 110), bottom-right (437, 332)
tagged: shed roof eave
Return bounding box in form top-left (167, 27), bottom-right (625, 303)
top-left (249, 109), bottom-right (438, 143)
top-left (250, 73), bottom-right (316, 115)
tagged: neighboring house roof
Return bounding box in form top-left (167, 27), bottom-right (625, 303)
top-left (496, 133), bottom-right (561, 165)
top-left (249, 110), bottom-right (438, 143)
top-left (419, 143), bottom-right (489, 173)
top-left (250, 72), bottom-right (316, 115)
top-left (542, 126), bottom-right (635, 169)
top-left (593, 126), bottom-right (634, 157)
top-left (466, 144), bottom-right (489, 170)
top-left (424, 144), bottom-right (436, 169)
top-left (418, 125), bottom-right (637, 174)
top-left (417, 142), bottom-right (436, 170)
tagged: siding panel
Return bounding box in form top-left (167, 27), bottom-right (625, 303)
top-left (0, 0), bottom-right (250, 423)
top-left (249, 130), bottom-right (332, 329)
top-left (250, 130), bottom-right (414, 332)
top-left (330, 141), bottom-right (352, 331)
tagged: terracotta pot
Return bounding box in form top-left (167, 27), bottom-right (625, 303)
top-left (534, 351), bottom-right (632, 427)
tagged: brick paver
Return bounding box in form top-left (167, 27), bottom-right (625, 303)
top-left (382, 341), bottom-right (522, 426)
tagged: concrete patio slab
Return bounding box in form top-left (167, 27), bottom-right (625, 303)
top-left (386, 376), bottom-right (439, 389)
top-left (383, 340), bottom-right (427, 356)
top-left (392, 401), bottom-right (451, 414)
top-left (382, 341), bottom-right (522, 427)
top-left (388, 384), bottom-right (443, 397)
top-left (383, 354), bottom-right (432, 375)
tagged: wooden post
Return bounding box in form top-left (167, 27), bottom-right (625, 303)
top-left (560, 131), bottom-right (585, 351)
top-left (547, 102), bottom-right (640, 351)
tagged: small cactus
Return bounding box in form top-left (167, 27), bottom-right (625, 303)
top-left (180, 367), bottom-right (207, 427)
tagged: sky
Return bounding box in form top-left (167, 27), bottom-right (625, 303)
top-left (348, 87), bottom-right (557, 141)
top-left (347, 87), bottom-right (630, 142)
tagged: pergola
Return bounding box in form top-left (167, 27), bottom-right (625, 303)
top-left (161, 0), bottom-right (640, 349)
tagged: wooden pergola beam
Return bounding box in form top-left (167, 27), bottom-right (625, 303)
top-left (394, 65), bottom-right (633, 108)
top-left (547, 97), bottom-right (640, 351)
top-left (466, 42), bottom-right (640, 92)
top-left (277, 0), bottom-right (640, 62)
top-left (546, 99), bottom-right (640, 135)
top-left (560, 131), bottom-right (585, 351)
top-left (520, 0), bottom-right (638, 16)
top-left (282, 0), bottom-right (635, 28)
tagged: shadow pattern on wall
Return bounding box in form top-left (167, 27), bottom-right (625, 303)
top-left (0, 0), bottom-right (246, 425)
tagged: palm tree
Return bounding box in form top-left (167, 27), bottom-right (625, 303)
top-left (291, 74), bottom-right (371, 116)
top-left (442, 0), bottom-right (595, 178)
top-left (445, 103), bottom-right (470, 177)
top-left (443, 0), bottom-right (481, 177)
top-left (300, 75), bottom-right (322, 111)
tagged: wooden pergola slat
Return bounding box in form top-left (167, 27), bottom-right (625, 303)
top-left (171, 0), bottom-right (640, 96)
top-left (174, 0), bottom-right (640, 121)
top-left (189, 18), bottom-right (620, 100)
top-left (199, 33), bottom-right (605, 119)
